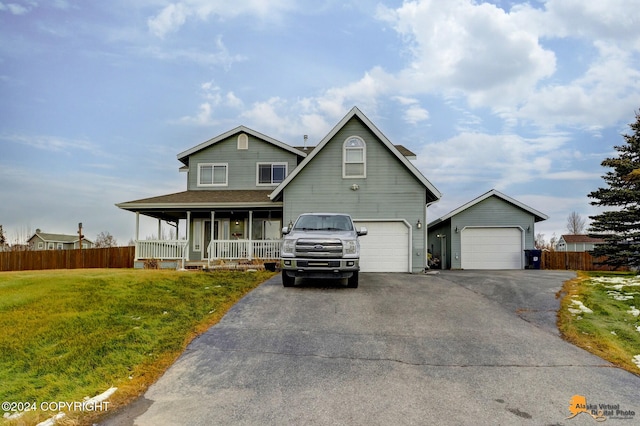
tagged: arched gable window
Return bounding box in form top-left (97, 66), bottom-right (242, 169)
top-left (343, 136), bottom-right (366, 178)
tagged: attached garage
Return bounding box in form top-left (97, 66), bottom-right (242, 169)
top-left (460, 227), bottom-right (523, 269)
top-left (427, 189), bottom-right (548, 270)
top-left (354, 220), bottom-right (410, 272)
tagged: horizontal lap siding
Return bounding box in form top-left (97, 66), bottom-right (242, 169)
top-left (187, 135), bottom-right (299, 190)
top-left (283, 118), bottom-right (427, 272)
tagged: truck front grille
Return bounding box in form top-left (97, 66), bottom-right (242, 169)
top-left (295, 239), bottom-right (343, 258)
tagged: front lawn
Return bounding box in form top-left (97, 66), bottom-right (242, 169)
top-left (557, 271), bottom-right (640, 375)
top-left (0, 269), bottom-right (276, 425)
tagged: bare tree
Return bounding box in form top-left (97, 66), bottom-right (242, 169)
top-left (535, 233), bottom-right (558, 251)
top-left (566, 211), bottom-right (586, 234)
top-left (95, 231), bottom-right (118, 248)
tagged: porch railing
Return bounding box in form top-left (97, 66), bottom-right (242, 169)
top-left (135, 240), bottom-right (189, 261)
top-left (208, 239), bottom-right (282, 261)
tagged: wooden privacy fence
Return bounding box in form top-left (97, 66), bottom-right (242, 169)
top-left (541, 251), bottom-right (621, 271)
top-left (0, 247), bottom-right (135, 272)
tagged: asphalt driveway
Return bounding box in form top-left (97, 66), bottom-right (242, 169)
top-left (102, 271), bottom-right (639, 425)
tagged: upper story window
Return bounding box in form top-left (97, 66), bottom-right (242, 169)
top-left (238, 133), bottom-right (248, 150)
top-left (343, 136), bottom-right (366, 178)
top-left (198, 163), bottom-right (228, 186)
top-left (257, 163), bottom-right (287, 185)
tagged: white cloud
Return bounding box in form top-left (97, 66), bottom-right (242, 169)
top-left (377, 0), bottom-right (556, 108)
top-left (148, 3), bottom-right (189, 38)
top-left (514, 42), bottom-right (640, 130)
top-left (415, 131), bottom-right (570, 190)
top-left (146, 37), bottom-right (246, 67)
top-left (0, 2), bottom-right (29, 15)
top-left (0, 133), bottom-right (102, 154)
top-left (533, 0), bottom-right (640, 47)
top-left (148, 0), bottom-right (295, 38)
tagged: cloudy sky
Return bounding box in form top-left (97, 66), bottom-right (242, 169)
top-left (1, 0), bottom-right (639, 245)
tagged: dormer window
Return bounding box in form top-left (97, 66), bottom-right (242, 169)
top-left (343, 136), bottom-right (366, 178)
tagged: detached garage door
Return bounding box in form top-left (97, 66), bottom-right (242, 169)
top-left (461, 227), bottom-right (523, 269)
top-left (353, 220), bottom-right (409, 272)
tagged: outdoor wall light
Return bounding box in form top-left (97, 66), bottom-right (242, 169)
top-left (351, 183), bottom-right (360, 191)
top-left (235, 220), bottom-right (239, 225)
top-left (455, 226), bottom-right (459, 233)
top-left (416, 220), bottom-right (422, 229)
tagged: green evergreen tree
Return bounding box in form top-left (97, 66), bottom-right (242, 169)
top-left (588, 112), bottom-right (640, 270)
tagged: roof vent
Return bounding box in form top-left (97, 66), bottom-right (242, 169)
top-left (303, 135), bottom-right (308, 150)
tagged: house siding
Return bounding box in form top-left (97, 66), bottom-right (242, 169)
top-left (187, 133), bottom-right (300, 190)
top-left (283, 117), bottom-right (428, 272)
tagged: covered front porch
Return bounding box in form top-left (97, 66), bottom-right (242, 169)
top-left (116, 190), bottom-right (284, 269)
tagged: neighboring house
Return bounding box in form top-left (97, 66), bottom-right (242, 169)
top-left (556, 235), bottom-right (604, 252)
top-left (427, 190), bottom-right (548, 270)
top-left (117, 106), bottom-right (442, 272)
top-left (28, 229), bottom-right (94, 250)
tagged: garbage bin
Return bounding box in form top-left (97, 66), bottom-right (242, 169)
top-left (524, 249), bottom-right (542, 269)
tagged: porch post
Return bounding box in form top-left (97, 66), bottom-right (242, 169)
top-left (210, 210), bottom-right (215, 263)
top-left (248, 210), bottom-right (253, 260)
top-left (135, 212), bottom-right (140, 261)
top-left (186, 211), bottom-right (191, 261)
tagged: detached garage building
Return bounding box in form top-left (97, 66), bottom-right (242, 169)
top-left (427, 190), bottom-right (548, 270)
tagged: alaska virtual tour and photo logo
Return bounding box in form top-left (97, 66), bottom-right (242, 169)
top-left (567, 395), bottom-right (636, 422)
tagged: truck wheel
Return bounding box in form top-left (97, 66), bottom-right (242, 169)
top-left (282, 272), bottom-right (295, 287)
top-left (347, 272), bottom-right (358, 288)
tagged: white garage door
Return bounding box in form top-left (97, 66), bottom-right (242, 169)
top-left (353, 220), bottom-right (409, 272)
top-left (461, 227), bottom-right (523, 270)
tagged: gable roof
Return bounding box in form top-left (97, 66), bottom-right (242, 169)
top-left (560, 234), bottom-right (604, 244)
top-left (177, 125), bottom-right (307, 166)
top-left (28, 231), bottom-right (92, 244)
top-left (269, 106), bottom-right (441, 203)
top-left (428, 189), bottom-right (549, 226)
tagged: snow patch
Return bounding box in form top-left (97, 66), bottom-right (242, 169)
top-left (628, 306), bottom-right (640, 317)
top-left (568, 299), bottom-right (593, 314)
top-left (607, 290), bottom-right (635, 301)
top-left (633, 355), bottom-right (640, 369)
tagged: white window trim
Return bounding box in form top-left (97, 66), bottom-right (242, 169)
top-left (197, 163), bottom-right (228, 187)
top-left (256, 162), bottom-right (288, 186)
top-left (343, 136), bottom-right (366, 178)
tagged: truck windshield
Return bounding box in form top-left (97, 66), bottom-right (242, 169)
top-left (293, 215), bottom-right (353, 231)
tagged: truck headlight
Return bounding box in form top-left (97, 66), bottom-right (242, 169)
top-left (343, 240), bottom-right (357, 255)
top-left (281, 239), bottom-right (295, 256)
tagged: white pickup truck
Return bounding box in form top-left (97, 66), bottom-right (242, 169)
top-left (280, 213), bottom-right (367, 288)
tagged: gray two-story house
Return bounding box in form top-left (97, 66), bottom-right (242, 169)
top-left (117, 107), bottom-right (442, 272)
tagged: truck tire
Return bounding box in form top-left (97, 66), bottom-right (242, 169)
top-left (347, 271), bottom-right (359, 288)
top-left (282, 272), bottom-right (295, 287)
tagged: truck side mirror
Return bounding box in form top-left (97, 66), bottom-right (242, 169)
top-left (282, 226), bottom-right (290, 235)
top-left (357, 227), bottom-right (367, 236)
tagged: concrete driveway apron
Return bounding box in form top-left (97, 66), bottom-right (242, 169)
top-left (102, 271), bottom-right (640, 425)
